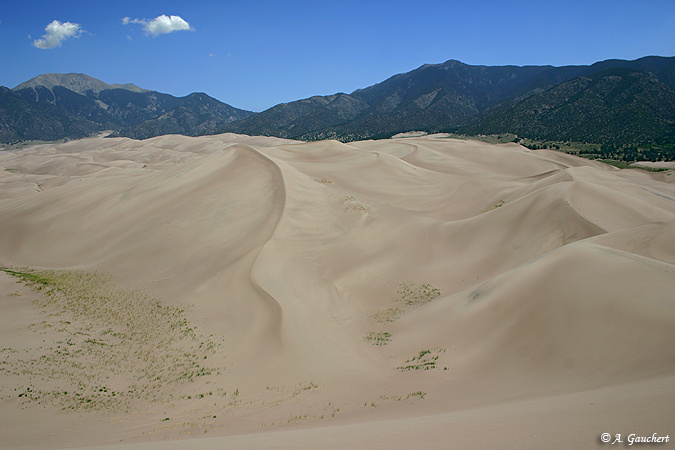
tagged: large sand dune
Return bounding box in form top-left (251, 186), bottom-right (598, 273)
top-left (1, 134), bottom-right (674, 448)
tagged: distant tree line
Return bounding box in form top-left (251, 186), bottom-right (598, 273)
top-left (578, 142), bottom-right (675, 162)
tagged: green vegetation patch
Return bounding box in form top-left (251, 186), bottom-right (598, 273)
top-left (397, 348), bottom-right (446, 371)
top-left (0, 267), bottom-right (220, 411)
top-left (396, 282), bottom-right (441, 306)
top-left (440, 133), bottom-right (520, 144)
top-left (444, 134), bottom-right (675, 165)
top-left (369, 282), bottom-right (441, 325)
top-left (406, 391), bottom-right (426, 399)
top-left (364, 331), bottom-right (393, 346)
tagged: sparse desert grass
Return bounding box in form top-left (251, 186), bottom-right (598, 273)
top-left (406, 391), bottom-right (426, 399)
top-left (369, 282), bottom-right (441, 325)
top-left (397, 348), bottom-right (446, 371)
top-left (0, 266), bottom-right (449, 438)
top-left (481, 200), bottom-right (505, 213)
top-left (379, 391), bottom-right (427, 403)
top-left (281, 401), bottom-right (341, 425)
top-left (395, 282), bottom-right (441, 306)
top-left (292, 381), bottom-right (319, 396)
top-left (344, 195), bottom-right (369, 211)
top-left (370, 307), bottom-right (404, 323)
top-left (440, 133), bottom-right (520, 144)
top-left (364, 331), bottom-right (392, 346)
top-left (0, 267), bottom-right (220, 411)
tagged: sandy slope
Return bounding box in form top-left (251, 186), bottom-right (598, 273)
top-left (1, 134), bottom-right (674, 449)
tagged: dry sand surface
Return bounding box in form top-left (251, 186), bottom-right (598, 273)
top-left (1, 133), bottom-right (674, 449)
top-left (631, 161), bottom-right (675, 170)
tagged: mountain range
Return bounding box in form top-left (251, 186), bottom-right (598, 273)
top-left (1, 73), bottom-right (254, 143)
top-left (216, 56), bottom-right (675, 148)
top-left (2, 57), bottom-right (674, 159)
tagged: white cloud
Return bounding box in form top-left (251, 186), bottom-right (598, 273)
top-left (146, 15), bottom-right (192, 36)
top-left (33, 20), bottom-right (83, 49)
top-left (122, 17), bottom-right (143, 26)
top-left (123, 14), bottom-right (192, 37)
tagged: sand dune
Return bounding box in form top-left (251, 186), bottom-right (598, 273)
top-left (1, 134), bottom-right (674, 449)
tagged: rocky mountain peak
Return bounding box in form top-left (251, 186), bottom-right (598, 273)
top-left (13, 73), bottom-right (148, 96)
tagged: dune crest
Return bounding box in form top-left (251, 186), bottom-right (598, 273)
top-left (1, 134), bottom-right (674, 448)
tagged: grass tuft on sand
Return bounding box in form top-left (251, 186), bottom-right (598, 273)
top-left (395, 282), bottom-right (441, 306)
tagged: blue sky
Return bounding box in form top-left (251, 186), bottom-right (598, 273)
top-left (1, 1), bottom-right (674, 112)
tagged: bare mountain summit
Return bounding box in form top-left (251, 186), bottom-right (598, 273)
top-left (14, 73), bottom-right (148, 97)
top-left (2, 74), bottom-right (253, 143)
